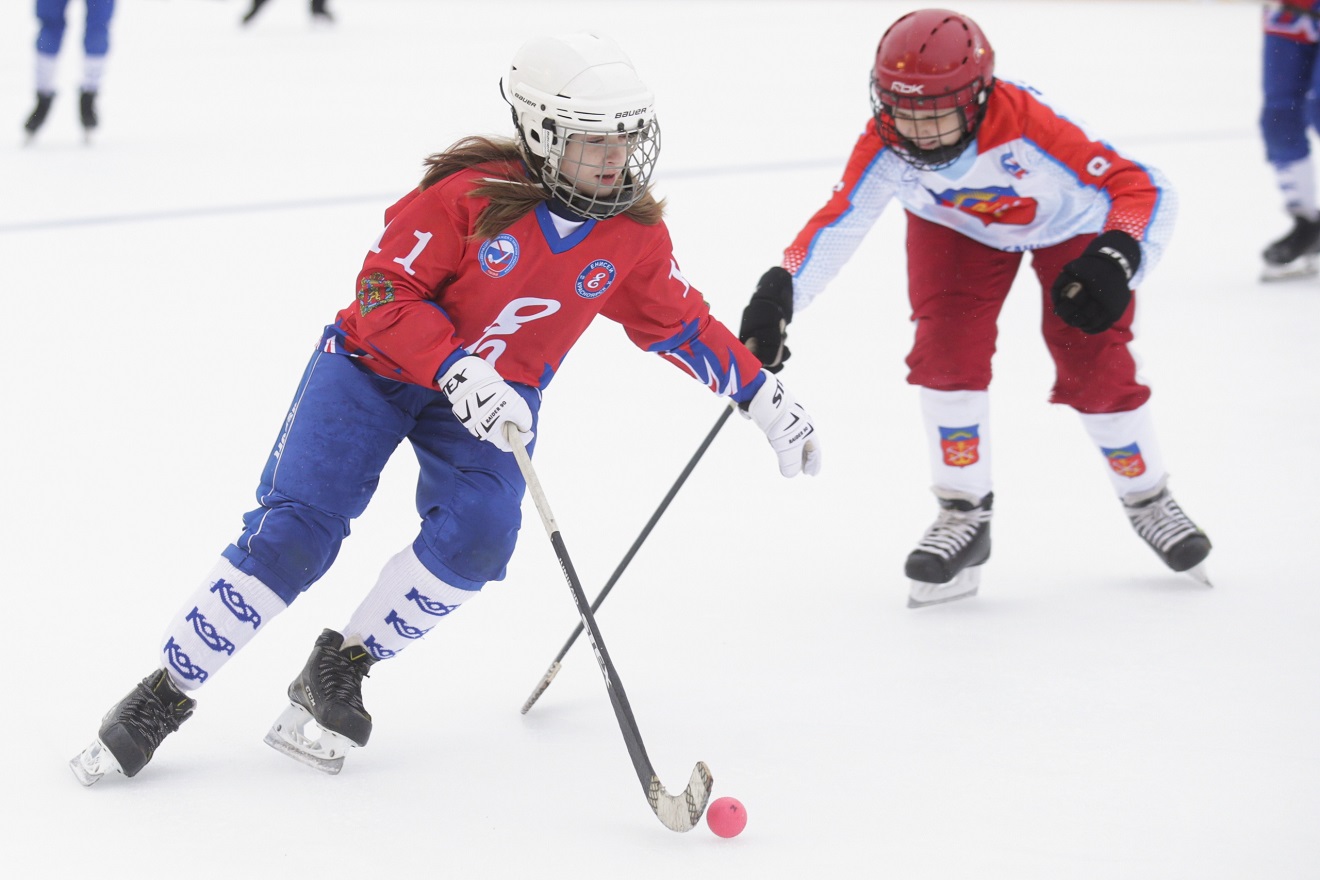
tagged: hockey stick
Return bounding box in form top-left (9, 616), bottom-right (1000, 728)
top-left (520, 404), bottom-right (735, 715)
top-left (505, 424), bottom-right (713, 833)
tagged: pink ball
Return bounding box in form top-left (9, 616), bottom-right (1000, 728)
top-left (706, 796), bottom-right (747, 838)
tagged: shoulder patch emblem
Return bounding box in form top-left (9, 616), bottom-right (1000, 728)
top-left (357, 272), bottom-right (395, 316)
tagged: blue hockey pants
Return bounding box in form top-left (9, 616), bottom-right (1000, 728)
top-left (36, 0), bottom-right (116, 57)
top-left (1262, 32), bottom-right (1320, 165)
top-left (220, 348), bottom-right (538, 606)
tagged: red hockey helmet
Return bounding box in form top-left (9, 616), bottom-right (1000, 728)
top-left (870, 8), bottom-right (995, 170)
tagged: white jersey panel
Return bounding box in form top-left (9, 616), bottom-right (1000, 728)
top-left (790, 148), bottom-right (904, 313)
top-left (787, 80), bottom-right (1178, 302)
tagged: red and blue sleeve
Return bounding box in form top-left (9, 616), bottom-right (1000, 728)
top-left (602, 232), bottom-right (766, 402)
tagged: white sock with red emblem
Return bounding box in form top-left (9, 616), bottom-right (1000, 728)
top-left (920, 387), bottom-right (992, 499)
top-left (1078, 403), bottom-right (1167, 498)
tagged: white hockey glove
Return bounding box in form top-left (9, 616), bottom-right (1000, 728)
top-left (438, 355), bottom-right (534, 453)
top-left (743, 372), bottom-right (821, 477)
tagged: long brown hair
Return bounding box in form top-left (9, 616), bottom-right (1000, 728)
top-left (418, 135), bottom-right (664, 239)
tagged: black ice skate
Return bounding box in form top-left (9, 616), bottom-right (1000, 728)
top-left (23, 92), bottom-right (54, 142)
top-left (69, 669), bottom-right (197, 786)
top-left (905, 490), bottom-right (993, 608)
top-left (1261, 213), bottom-right (1320, 281)
top-left (78, 89), bottom-right (98, 142)
top-left (1122, 479), bottom-right (1212, 585)
top-left (264, 628), bottom-right (375, 774)
top-left (240, 0), bottom-right (268, 25)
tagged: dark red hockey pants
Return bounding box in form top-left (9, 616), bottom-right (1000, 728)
top-left (903, 212), bottom-right (1151, 414)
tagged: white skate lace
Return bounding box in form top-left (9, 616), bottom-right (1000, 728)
top-left (915, 506), bottom-right (991, 560)
top-left (1126, 491), bottom-right (1199, 552)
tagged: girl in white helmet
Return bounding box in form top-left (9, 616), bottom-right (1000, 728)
top-left (71, 32), bottom-right (822, 785)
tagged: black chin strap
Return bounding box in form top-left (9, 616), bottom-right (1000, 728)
top-left (546, 196), bottom-right (591, 222)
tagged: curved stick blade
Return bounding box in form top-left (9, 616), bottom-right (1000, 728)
top-left (520, 661), bottom-right (561, 715)
top-left (648, 761), bottom-right (713, 832)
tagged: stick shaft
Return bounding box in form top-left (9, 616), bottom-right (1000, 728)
top-left (508, 428), bottom-right (657, 796)
top-left (505, 424), bottom-right (715, 831)
top-left (521, 405), bottom-right (733, 714)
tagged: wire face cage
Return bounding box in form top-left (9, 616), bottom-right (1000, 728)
top-left (541, 118), bottom-right (661, 219)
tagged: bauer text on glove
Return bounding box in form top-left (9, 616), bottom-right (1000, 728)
top-left (1050, 230), bottom-right (1141, 334)
top-left (744, 372), bottom-right (821, 477)
top-left (438, 355), bottom-right (534, 453)
top-left (738, 266), bottom-right (794, 373)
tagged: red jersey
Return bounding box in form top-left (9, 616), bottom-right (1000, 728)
top-left (1266, 2), bottom-right (1320, 42)
top-left (325, 163), bottom-right (764, 401)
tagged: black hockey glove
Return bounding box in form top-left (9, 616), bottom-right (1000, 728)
top-left (738, 266), bottom-right (795, 373)
top-left (1050, 230), bottom-right (1142, 335)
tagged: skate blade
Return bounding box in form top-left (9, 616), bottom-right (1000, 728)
top-left (263, 702), bottom-right (355, 775)
top-left (1182, 562), bottom-right (1213, 588)
top-left (1260, 258), bottom-right (1318, 282)
top-left (908, 565), bottom-right (982, 609)
top-left (69, 738), bottom-right (121, 787)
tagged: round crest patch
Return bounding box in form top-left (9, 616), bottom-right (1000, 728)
top-left (575, 259), bottom-right (616, 299)
top-left (478, 234), bottom-right (520, 278)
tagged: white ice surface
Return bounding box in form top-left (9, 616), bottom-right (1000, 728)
top-left (3, 2), bottom-right (1316, 878)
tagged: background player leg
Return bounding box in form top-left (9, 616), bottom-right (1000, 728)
top-left (1260, 32), bottom-right (1320, 279)
top-left (906, 388), bottom-right (995, 608)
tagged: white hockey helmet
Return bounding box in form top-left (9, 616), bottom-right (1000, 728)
top-left (503, 32), bottom-right (661, 219)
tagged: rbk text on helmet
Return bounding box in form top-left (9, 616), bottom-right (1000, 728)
top-left (869, 8), bottom-right (996, 171)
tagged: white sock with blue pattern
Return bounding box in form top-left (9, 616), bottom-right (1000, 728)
top-left (158, 559), bottom-right (287, 692)
top-left (343, 546), bottom-right (481, 661)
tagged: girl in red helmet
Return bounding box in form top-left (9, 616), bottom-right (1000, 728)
top-left (739, 7), bottom-right (1211, 608)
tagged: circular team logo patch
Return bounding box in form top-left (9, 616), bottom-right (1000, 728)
top-left (478, 234), bottom-right (520, 278)
top-left (575, 259), bottom-right (616, 299)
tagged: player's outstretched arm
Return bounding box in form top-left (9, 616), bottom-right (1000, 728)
top-left (738, 266), bottom-right (794, 373)
top-left (741, 371), bottom-right (821, 478)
